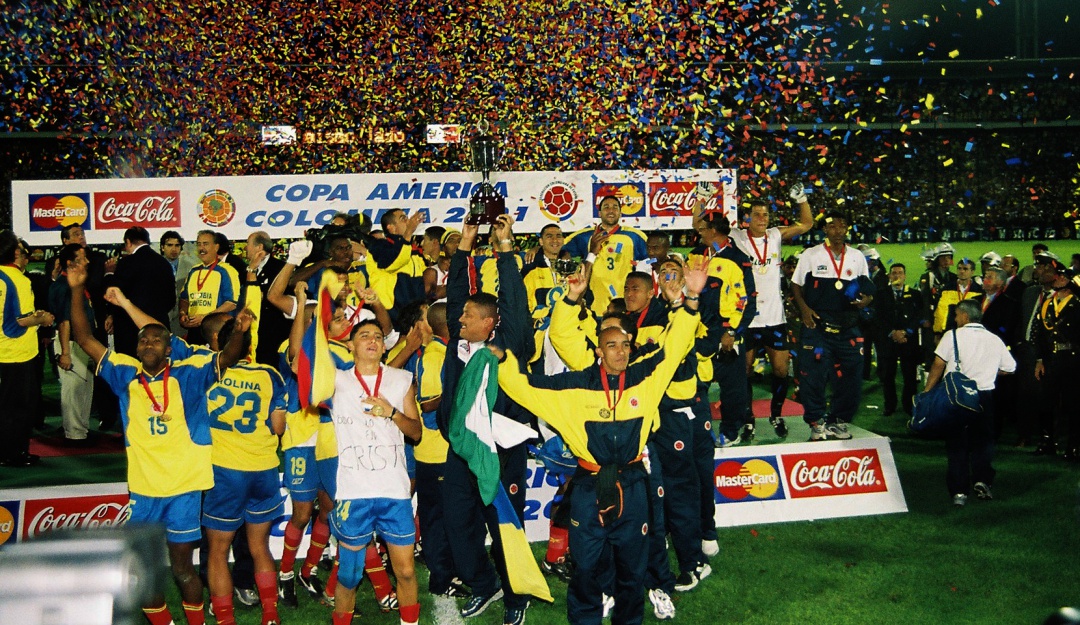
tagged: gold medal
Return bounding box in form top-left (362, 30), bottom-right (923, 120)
top-left (758, 265), bottom-right (768, 275)
top-left (835, 280), bottom-right (843, 290)
top-left (371, 404), bottom-right (385, 417)
top-left (599, 408), bottom-right (612, 419)
top-left (157, 412), bottom-right (171, 422)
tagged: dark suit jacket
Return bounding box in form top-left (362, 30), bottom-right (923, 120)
top-left (248, 256), bottom-right (291, 366)
top-left (109, 244), bottom-right (176, 357)
top-left (981, 291), bottom-right (1021, 349)
top-left (1015, 283), bottom-right (1046, 348)
top-left (876, 285), bottom-right (924, 338)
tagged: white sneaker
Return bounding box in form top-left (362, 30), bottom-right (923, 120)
top-left (601, 593), bottom-right (614, 619)
top-left (648, 588), bottom-right (676, 620)
top-left (809, 422), bottom-right (832, 441)
top-left (701, 539), bottom-right (719, 557)
top-left (695, 562), bottom-right (712, 582)
top-left (826, 422), bottom-right (853, 440)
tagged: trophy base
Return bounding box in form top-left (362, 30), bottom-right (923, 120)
top-left (468, 183), bottom-right (506, 226)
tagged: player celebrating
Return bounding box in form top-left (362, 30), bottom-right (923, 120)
top-left (562, 194), bottom-right (648, 315)
top-left (67, 260), bottom-right (249, 625)
top-left (729, 184), bottom-right (814, 437)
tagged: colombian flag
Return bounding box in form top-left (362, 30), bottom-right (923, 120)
top-left (296, 270), bottom-right (339, 409)
top-left (449, 349), bottom-right (552, 603)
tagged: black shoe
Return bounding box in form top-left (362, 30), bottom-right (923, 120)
top-left (460, 587), bottom-right (503, 618)
top-left (504, 601), bottom-right (530, 625)
top-left (318, 554), bottom-right (334, 572)
top-left (278, 574), bottom-right (298, 608)
top-left (0, 453), bottom-right (39, 468)
top-left (540, 559), bottom-right (573, 583)
top-left (440, 579), bottom-right (471, 598)
top-left (297, 572), bottom-right (325, 599)
top-left (234, 587), bottom-right (259, 607)
top-left (769, 416), bottom-right (788, 439)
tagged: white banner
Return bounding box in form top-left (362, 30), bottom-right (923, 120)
top-left (12, 169), bottom-right (737, 246)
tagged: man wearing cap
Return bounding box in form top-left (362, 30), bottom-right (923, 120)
top-left (979, 252), bottom-right (1003, 285)
top-left (790, 211), bottom-right (875, 441)
top-left (919, 243), bottom-right (956, 366)
top-left (1032, 252), bottom-right (1080, 460)
top-left (729, 186), bottom-right (813, 438)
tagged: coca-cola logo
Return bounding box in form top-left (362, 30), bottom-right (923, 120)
top-left (648, 182), bottom-right (721, 216)
top-left (783, 450), bottom-right (887, 499)
top-left (94, 190), bottom-right (181, 229)
top-left (22, 494), bottom-right (130, 539)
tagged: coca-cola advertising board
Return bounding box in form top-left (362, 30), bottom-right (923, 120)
top-left (94, 190), bottom-right (182, 230)
top-left (648, 181), bottom-right (726, 218)
top-left (22, 493), bottom-right (130, 540)
top-left (711, 430), bottom-right (906, 527)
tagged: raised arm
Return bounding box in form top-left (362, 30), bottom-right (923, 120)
top-left (67, 262), bottom-right (106, 365)
top-left (219, 308), bottom-right (254, 370)
top-left (104, 286), bottom-right (156, 330)
top-left (778, 182), bottom-right (814, 241)
top-left (491, 215), bottom-right (531, 358)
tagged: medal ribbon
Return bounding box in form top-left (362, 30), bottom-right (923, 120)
top-left (195, 260), bottom-right (219, 291)
top-left (355, 364), bottom-right (383, 400)
top-left (748, 234), bottom-right (769, 269)
top-left (599, 370), bottom-right (626, 418)
top-left (139, 362), bottom-right (170, 416)
top-left (826, 244), bottom-right (846, 280)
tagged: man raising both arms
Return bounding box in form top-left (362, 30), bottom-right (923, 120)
top-left (67, 259), bottom-right (249, 625)
top-left (730, 184), bottom-right (814, 438)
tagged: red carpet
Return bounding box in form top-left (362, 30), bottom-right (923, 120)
top-left (710, 398), bottom-right (804, 420)
top-left (30, 433), bottom-right (125, 458)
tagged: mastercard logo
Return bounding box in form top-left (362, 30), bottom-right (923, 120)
top-left (714, 458), bottom-right (784, 502)
top-left (29, 193), bottom-right (90, 231)
top-left (0, 505), bottom-right (15, 546)
top-left (594, 183), bottom-right (646, 217)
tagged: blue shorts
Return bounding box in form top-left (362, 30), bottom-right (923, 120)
top-left (284, 447), bottom-right (320, 503)
top-left (317, 456), bottom-right (338, 501)
top-left (330, 497), bottom-right (415, 549)
top-left (747, 324), bottom-right (789, 353)
top-left (202, 466), bottom-right (284, 531)
top-left (128, 490), bottom-right (202, 544)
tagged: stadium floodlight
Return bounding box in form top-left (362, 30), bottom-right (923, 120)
top-left (0, 525), bottom-right (166, 625)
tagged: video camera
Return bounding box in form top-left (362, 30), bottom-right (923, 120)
top-left (304, 214), bottom-right (372, 260)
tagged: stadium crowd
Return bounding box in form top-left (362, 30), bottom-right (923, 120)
top-left (2, 179), bottom-right (1077, 625)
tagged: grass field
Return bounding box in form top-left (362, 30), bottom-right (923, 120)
top-left (4, 239), bottom-right (1079, 624)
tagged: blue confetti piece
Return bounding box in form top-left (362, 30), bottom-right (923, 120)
top-left (608, 284), bottom-right (618, 297)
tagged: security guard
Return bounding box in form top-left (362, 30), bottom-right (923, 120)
top-left (493, 262), bottom-right (706, 625)
top-left (1032, 252), bottom-right (1080, 459)
top-left (875, 263), bottom-right (924, 416)
top-left (790, 211), bottom-right (875, 440)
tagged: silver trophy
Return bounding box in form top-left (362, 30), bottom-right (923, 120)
top-left (468, 120), bottom-right (506, 226)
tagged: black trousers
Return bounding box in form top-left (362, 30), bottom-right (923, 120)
top-left (442, 444), bottom-right (529, 609)
top-left (415, 460), bottom-right (457, 593)
top-left (878, 337), bottom-right (921, 414)
top-left (945, 391), bottom-right (995, 496)
top-left (0, 359), bottom-right (36, 461)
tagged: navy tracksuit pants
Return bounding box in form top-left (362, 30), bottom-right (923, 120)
top-left (798, 325), bottom-right (865, 425)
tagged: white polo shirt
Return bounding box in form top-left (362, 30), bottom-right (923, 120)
top-left (934, 323), bottom-right (1016, 390)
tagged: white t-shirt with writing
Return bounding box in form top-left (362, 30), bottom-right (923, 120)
top-left (731, 227), bottom-right (785, 327)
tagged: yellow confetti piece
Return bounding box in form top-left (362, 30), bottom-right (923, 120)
top-left (976, 8), bottom-right (983, 18)
top-left (943, 159), bottom-right (954, 167)
top-left (949, 50), bottom-right (960, 58)
top-left (900, 124), bottom-right (908, 133)
top-left (925, 93), bottom-right (935, 109)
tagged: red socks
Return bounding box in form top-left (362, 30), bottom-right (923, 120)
top-left (300, 517), bottom-right (330, 578)
top-left (181, 601), bottom-right (206, 625)
top-left (332, 611), bottom-right (352, 625)
top-left (326, 559), bottom-right (339, 596)
top-left (254, 571), bottom-right (280, 625)
top-left (279, 522), bottom-right (303, 574)
top-left (400, 603), bottom-right (420, 625)
top-left (546, 524), bottom-right (569, 563)
top-left (142, 604), bottom-right (173, 625)
top-left (209, 596), bottom-right (234, 625)
top-left (365, 546), bottom-right (393, 600)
